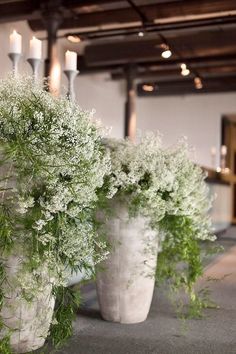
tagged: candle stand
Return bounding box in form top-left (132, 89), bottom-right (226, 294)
top-left (27, 58), bottom-right (41, 81)
top-left (8, 53), bottom-right (21, 76)
top-left (64, 70), bottom-right (79, 101)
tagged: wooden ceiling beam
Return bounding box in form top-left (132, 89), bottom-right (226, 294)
top-left (61, 0), bottom-right (113, 7)
top-left (78, 54), bottom-right (236, 74)
top-left (28, 0), bottom-right (236, 31)
top-left (137, 75), bottom-right (236, 96)
top-left (0, 0), bottom-right (40, 23)
top-left (65, 15), bottom-right (236, 40)
top-left (80, 53), bottom-right (236, 70)
top-left (0, 0), bottom-right (235, 30)
top-left (111, 64), bottom-right (236, 81)
top-left (0, 0), bottom-right (151, 26)
top-left (81, 25), bottom-right (236, 66)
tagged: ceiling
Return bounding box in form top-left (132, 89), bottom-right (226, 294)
top-left (1, 0), bottom-right (236, 96)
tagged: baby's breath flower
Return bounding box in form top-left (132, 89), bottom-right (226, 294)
top-left (99, 133), bottom-right (214, 244)
top-left (0, 75), bottom-right (110, 330)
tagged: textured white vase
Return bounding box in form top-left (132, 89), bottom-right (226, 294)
top-left (96, 201), bottom-right (158, 324)
top-left (0, 154), bottom-right (55, 352)
top-left (0, 250), bottom-right (55, 353)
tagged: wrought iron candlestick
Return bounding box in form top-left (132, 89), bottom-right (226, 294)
top-left (63, 70), bottom-right (79, 101)
top-left (27, 58), bottom-right (41, 81)
top-left (8, 53), bottom-right (21, 76)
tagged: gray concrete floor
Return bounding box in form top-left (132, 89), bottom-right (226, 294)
top-left (43, 228), bottom-right (236, 354)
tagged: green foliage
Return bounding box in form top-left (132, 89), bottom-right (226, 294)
top-left (0, 262), bottom-right (5, 316)
top-left (157, 215), bottom-right (203, 287)
top-left (0, 75), bottom-right (110, 351)
top-left (0, 336), bottom-right (13, 354)
top-left (156, 214), bottom-right (219, 317)
top-left (50, 286), bottom-right (81, 348)
top-left (0, 262), bottom-right (13, 354)
top-left (0, 205), bottom-right (14, 252)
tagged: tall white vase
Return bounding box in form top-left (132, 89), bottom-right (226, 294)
top-left (96, 201), bottom-right (158, 324)
top-left (0, 250), bottom-right (55, 353)
top-left (0, 155), bottom-right (55, 352)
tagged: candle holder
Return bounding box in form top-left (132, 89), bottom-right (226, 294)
top-left (63, 70), bottom-right (79, 101)
top-left (220, 154), bottom-right (226, 171)
top-left (8, 53), bottom-right (21, 76)
top-left (27, 58), bottom-right (41, 81)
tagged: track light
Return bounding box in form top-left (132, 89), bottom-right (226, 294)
top-left (67, 35), bottom-right (81, 43)
top-left (138, 31), bottom-right (144, 37)
top-left (180, 63), bottom-right (190, 76)
top-left (142, 84), bottom-right (154, 92)
top-left (194, 76), bottom-right (203, 89)
top-left (161, 44), bottom-right (172, 59)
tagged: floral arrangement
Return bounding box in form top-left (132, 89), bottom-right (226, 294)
top-left (0, 75), bottom-right (110, 351)
top-left (96, 133), bottom-right (216, 316)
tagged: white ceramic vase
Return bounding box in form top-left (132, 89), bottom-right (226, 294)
top-left (0, 250), bottom-right (55, 353)
top-left (96, 201), bottom-right (158, 324)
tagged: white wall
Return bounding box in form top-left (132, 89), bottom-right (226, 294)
top-left (137, 94), bottom-right (236, 167)
top-left (1, 21), bottom-right (236, 168)
top-left (74, 75), bottom-right (236, 168)
top-left (73, 74), bottom-right (125, 139)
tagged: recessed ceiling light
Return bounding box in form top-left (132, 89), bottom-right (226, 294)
top-left (194, 76), bottom-right (203, 89)
top-left (67, 35), bottom-right (81, 43)
top-left (138, 31), bottom-right (144, 37)
top-left (142, 84), bottom-right (154, 92)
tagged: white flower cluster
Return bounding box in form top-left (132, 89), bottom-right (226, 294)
top-left (102, 132), bottom-right (215, 242)
top-left (0, 75), bottom-right (111, 292)
top-left (16, 196), bottom-right (35, 214)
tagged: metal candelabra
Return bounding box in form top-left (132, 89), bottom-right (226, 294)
top-left (8, 52), bottom-right (78, 101)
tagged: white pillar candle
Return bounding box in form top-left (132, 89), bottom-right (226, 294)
top-left (65, 50), bottom-right (77, 71)
top-left (29, 36), bottom-right (42, 59)
top-left (9, 30), bottom-right (22, 54)
top-left (221, 145), bottom-right (227, 156)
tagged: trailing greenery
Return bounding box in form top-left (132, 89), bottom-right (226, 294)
top-left (0, 257), bottom-right (12, 354)
top-left (156, 214), bottom-right (217, 318)
top-left (96, 134), bottom-right (216, 316)
top-left (0, 75), bottom-right (110, 351)
top-left (50, 286), bottom-right (81, 348)
top-left (157, 215), bottom-right (203, 291)
top-left (0, 335), bottom-right (12, 354)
